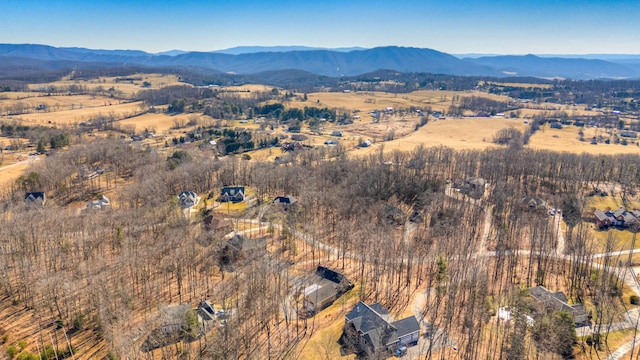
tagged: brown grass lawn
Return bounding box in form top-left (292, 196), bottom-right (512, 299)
top-left (28, 74), bottom-right (183, 96)
top-left (590, 226), bottom-right (640, 254)
top-left (354, 117), bottom-right (529, 155)
top-left (118, 113), bottom-right (218, 135)
top-left (0, 162), bottom-right (30, 189)
top-left (575, 328), bottom-right (637, 360)
top-left (12, 101), bottom-right (145, 126)
top-left (0, 94), bottom-right (125, 115)
top-left (219, 84), bottom-right (275, 95)
top-left (292, 90), bottom-right (512, 116)
top-left (528, 124), bottom-right (640, 155)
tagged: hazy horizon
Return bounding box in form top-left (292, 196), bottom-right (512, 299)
top-left (3, 0), bottom-right (640, 55)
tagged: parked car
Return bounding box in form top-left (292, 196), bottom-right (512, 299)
top-left (395, 346), bottom-right (407, 357)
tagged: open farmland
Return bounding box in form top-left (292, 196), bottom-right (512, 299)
top-left (528, 124), bottom-right (640, 155)
top-left (11, 101), bottom-right (144, 126)
top-left (28, 73), bottom-right (183, 96)
top-left (297, 89), bottom-right (512, 116)
top-left (353, 117), bottom-right (528, 154)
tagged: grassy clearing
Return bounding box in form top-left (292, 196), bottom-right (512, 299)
top-left (292, 89), bottom-right (510, 116)
top-left (0, 94), bottom-right (122, 114)
top-left (528, 124), bottom-right (640, 155)
top-left (12, 101), bottom-right (144, 126)
top-left (28, 73), bottom-right (183, 96)
top-left (586, 195), bottom-right (640, 212)
top-left (0, 162), bottom-right (30, 189)
top-left (355, 117), bottom-right (528, 155)
top-left (576, 329), bottom-right (637, 359)
top-left (119, 112), bottom-right (205, 135)
top-left (591, 228), bottom-right (640, 254)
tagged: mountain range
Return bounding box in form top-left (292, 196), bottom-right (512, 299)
top-left (1, 43), bottom-right (639, 80)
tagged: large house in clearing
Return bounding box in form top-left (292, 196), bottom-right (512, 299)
top-left (219, 186), bottom-right (245, 202)
top-left (342, 301), bottom-right (420, 357)
top-left (594, 207), bottom-right (640, 229)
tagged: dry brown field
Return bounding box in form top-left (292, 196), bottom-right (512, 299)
top-left (118, 113), bottom-right (218, 135)
top-left (10, 101), bottom-right (144, 126)
top-left (218, 84), bottom-right (275, 95)
top-left (28, 73), bottom-right (183, 96)
top-left (528, 124), bottom-right (640, 155)
top-left (0, 94), bottom-right (123, 114)
top-left (292, 89), bottom-right (513, 116)
top-left (355, 117), bottom-right (529, 155)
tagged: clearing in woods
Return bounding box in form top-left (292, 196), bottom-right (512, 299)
top-left (28, 73), bottom-right (183, 96)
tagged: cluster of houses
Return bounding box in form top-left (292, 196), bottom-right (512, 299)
top-left (594, 207), bottom-right (640, 229)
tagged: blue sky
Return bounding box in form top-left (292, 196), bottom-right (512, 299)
top-left (3, 0), bottom-right (640, 54)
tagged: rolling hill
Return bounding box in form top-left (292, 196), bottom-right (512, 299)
top-left (0, 43), bottom-right (639, 80)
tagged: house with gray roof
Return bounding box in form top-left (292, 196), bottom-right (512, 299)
top-left (178, 191), bottom-right (199, 209)
top-left (528, 286), bottom-right (588, 325)
top-left (342, 301), bottom-right (420, 357)
top-left (594, 207), bottom-right (640, 230)
top-left (302, 266), bottom-right (353, 315)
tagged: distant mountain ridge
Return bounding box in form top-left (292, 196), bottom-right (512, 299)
top-left (465, 54), bottom-right (640, 79)
top-left (0, 43), bottom-right (639, 80)
top-left (212, 46), bottom-right (366, 54)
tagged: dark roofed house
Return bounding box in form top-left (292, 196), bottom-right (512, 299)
top-left (220, 186), bottom-right (245, 203)
top-left (528, 286), bottom-right (588, 325)
top-left (273, 196), bottom-right (297, 210)
top-left (342, 301), bottom-right (420, 357)
top-left (302, 266), bottom-right (353, 315)
top-left (621, 130), bottom-right (637, 138)
top-left (196, 300), bottom-right (216, 331)
top-left (203, 213), bottom-right (234, 235)
top-left (24, 192), bottom-right (46, 207)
